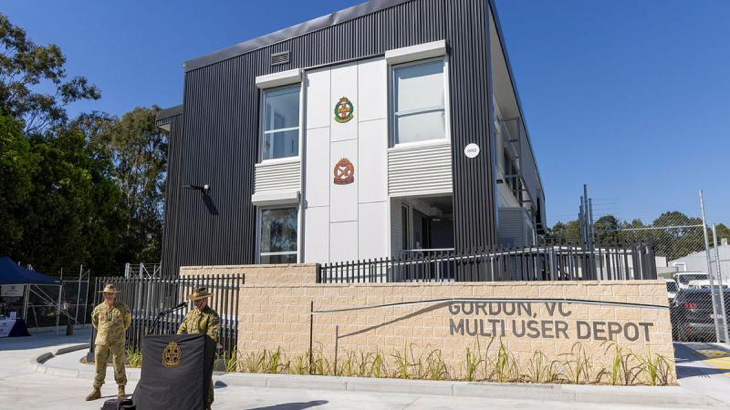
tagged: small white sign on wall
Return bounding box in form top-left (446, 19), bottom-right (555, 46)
top-left (464, 143), bottom-right (480, 159)
top-left (1, 285), bottom-right (23, 297)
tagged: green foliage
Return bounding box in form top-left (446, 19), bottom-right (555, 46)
top-left (233, 341), bottom-right (673, 386)
top-left (547, 220), bottom-right (581, 243)
top-left (0, 16), bottom-right (166, 273)
top-left (215, 348), bottom-right (239, 372)
top-left (0, 115), bottom-right (39, 252)
top-left (0, 13), bottom-right (166, 275)
top-left (126, 347), bottom-right (142, 368)
top-left (525, 350), bottom-right (559, 384)
top-left (463, 346), bottom-right (483, 381)
top-left (82, 108), bottom-right (168, 263)
top-left (549, 210), bottom-right (728, 261)
top-left (1, 119), bottom-right (125, 273)
top-left (558, 342), bottom-right (593, 384)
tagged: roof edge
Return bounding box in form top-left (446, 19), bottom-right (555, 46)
top-left (184, 0), bottom-right (412, 72)
top-left (487, 0), bottom-right (544, 197)
top-left (155, 105), bottom-right (183, 123)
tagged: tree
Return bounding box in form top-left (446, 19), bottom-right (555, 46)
top-left (716, 224), bottom-right (730, 245)
top-left (594, 215), bottom-right (620, 244)
top-left (547, 220), bottom-right (581, 243)
top-left (0, 14), bottom-right (167, 275)
top-left (0, 13), bottom-right (100, 134)
top-left (14, 124), bottom-right (125, 274)
top-left (0, 114), bottom-right (39, 254)
top-left (82, 107), bottom-right (167, 264)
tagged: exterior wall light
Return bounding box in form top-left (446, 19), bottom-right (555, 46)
top-left (183, 184), bottom-right (210, 194)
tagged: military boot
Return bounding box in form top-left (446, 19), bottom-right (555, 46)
top-left (117, 385), bottom-right (126, 399)
top-left (86, 387), bottom-right (101, 401)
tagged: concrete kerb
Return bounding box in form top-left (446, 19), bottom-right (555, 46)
top-left (33, 349), bottom-right (725, 408)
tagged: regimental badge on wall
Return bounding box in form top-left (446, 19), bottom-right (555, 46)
top-left (333, 158), bottom-right (355, 185)
top-left (162, 340), bottom-right (182, 368)
top-left (334, 97), bottom-right (354, 123)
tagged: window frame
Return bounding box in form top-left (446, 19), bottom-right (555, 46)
top-left (401, 203), bottom-right (411, 251)
top-left (259, 84), bottom-right (302, 163)
top-left (503, 149), bottom-right (522, 204)
top-left (256, 205), bottom-right (299, 264)
top-left (389, 57), bottom-right (451, 148)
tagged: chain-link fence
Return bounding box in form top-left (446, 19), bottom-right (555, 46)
top-left (22, 267), bottom-right (91, 331)
top-left (592, 195), bottom-right (729, 344)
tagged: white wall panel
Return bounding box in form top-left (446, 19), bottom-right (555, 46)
top-left (358, 119), bottom-right (388, 203)
top-left (357, 59), bottom-right (387, 122)
top-left (359, 202), bottom-right (388, 259)
top-left (330, 221), bottom-right (358, 262)
top-left (306, 69), bottom-right (331, 129)
top-left (330, 63), bottom-right (358, 142)
top-left (304, 206), bottom-right (330, 263)
top-left (330, 139), bottom-right (358, 222)
top-left (304, 127), bottom-right (330, 207)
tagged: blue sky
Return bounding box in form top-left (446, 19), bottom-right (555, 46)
top-left (4, 0), bottom-right (728, 225)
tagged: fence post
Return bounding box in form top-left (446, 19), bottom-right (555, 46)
top-left (309, 301), bottom-right (314, 375)
top-left (712, 224), bottom-right (729, 343)
top-left (74, 265), bottom-right (83, 327)
top-left (89, 278), bottom-right (99, 355)
top-left (700, 190), bottom-right (723, 343)
top-left (55, 268), bottom-right (64, 335)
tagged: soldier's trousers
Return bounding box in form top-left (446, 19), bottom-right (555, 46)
top-left (94, 343), bottom-right (127, 387)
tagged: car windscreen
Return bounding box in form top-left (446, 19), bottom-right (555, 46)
top-left (666, 282), bottom-right (678, 292)
top-left (678, 274), bottom-right (708, 285)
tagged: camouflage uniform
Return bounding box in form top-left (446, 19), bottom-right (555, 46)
top-left (91, 301), bottom-right (131, 388)
top-left (178, 304), bottom-right (220, 408)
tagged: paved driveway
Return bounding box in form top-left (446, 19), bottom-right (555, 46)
top-left (1, 331), bottom-right (729, 409)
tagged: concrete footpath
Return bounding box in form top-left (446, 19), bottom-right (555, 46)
top-left (2, 330), bottom-right (729, 410)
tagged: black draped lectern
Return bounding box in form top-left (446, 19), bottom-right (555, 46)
top-left (132, 334), bottom-right (216, 410)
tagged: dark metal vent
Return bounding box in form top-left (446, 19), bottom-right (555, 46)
top-left (271, 51), bottom-right (290, 66)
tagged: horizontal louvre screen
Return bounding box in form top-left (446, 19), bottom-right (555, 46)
top-left (254, 160), bottom-right (301, 194)
top-left (388, 143), bottom-right (452, 195)
top-left (271, 51), bottom-right (290, 66)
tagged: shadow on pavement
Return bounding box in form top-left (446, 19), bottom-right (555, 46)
top-left (674, 342), bottom-right (707, 362)
top-left (0, 331), bottom-right (90, 352)
top-left (677, 365), bottom-right (729, 379)
top-left (245, 400), bottom-right (328, 410)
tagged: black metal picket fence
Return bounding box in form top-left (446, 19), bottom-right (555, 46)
top-left (90, 275), bottom-right (243, 356)
top-left (317, 242), bottom-right (657, 283)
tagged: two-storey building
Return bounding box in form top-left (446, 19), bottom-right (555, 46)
top-left (156, 0), bottom-right (545, 277)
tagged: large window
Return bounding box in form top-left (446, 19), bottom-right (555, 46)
top-left (261, 85), bottom-right (300, 161)
top-left (258, 207), bottom-right (298, 264)
top-left (391, 59), bottom-right (446, 145)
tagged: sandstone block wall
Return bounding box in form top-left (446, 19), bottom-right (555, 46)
top-left (179, 263), bottom-right (676, 384)
top-left (238, 279), bottom-right (675, 383)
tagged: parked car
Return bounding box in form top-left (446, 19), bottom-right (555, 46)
top-left (665, 279), bottom-right (678, 303)
top-left (670, 289), bottom-right (730, 342)
top-left (674, 272), bottom-right (709, 290)
top-left (687, 279), bottom-right (729, 290)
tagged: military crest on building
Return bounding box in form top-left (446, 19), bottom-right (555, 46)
top-left (334, 97), bottom-right (354, 123)
top-left (162, 340), bottom-right (182, 368)
top-left (333, 158), bottom-right (355, 185)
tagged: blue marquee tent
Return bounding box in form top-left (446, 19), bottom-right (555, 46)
top-left (0, 257), bottom-right (60, 285)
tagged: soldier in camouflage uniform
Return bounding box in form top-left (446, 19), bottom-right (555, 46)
top-left (86, 284), bottom-right (131, 401)
top-left (178, 287), bottom-right (220, 410)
